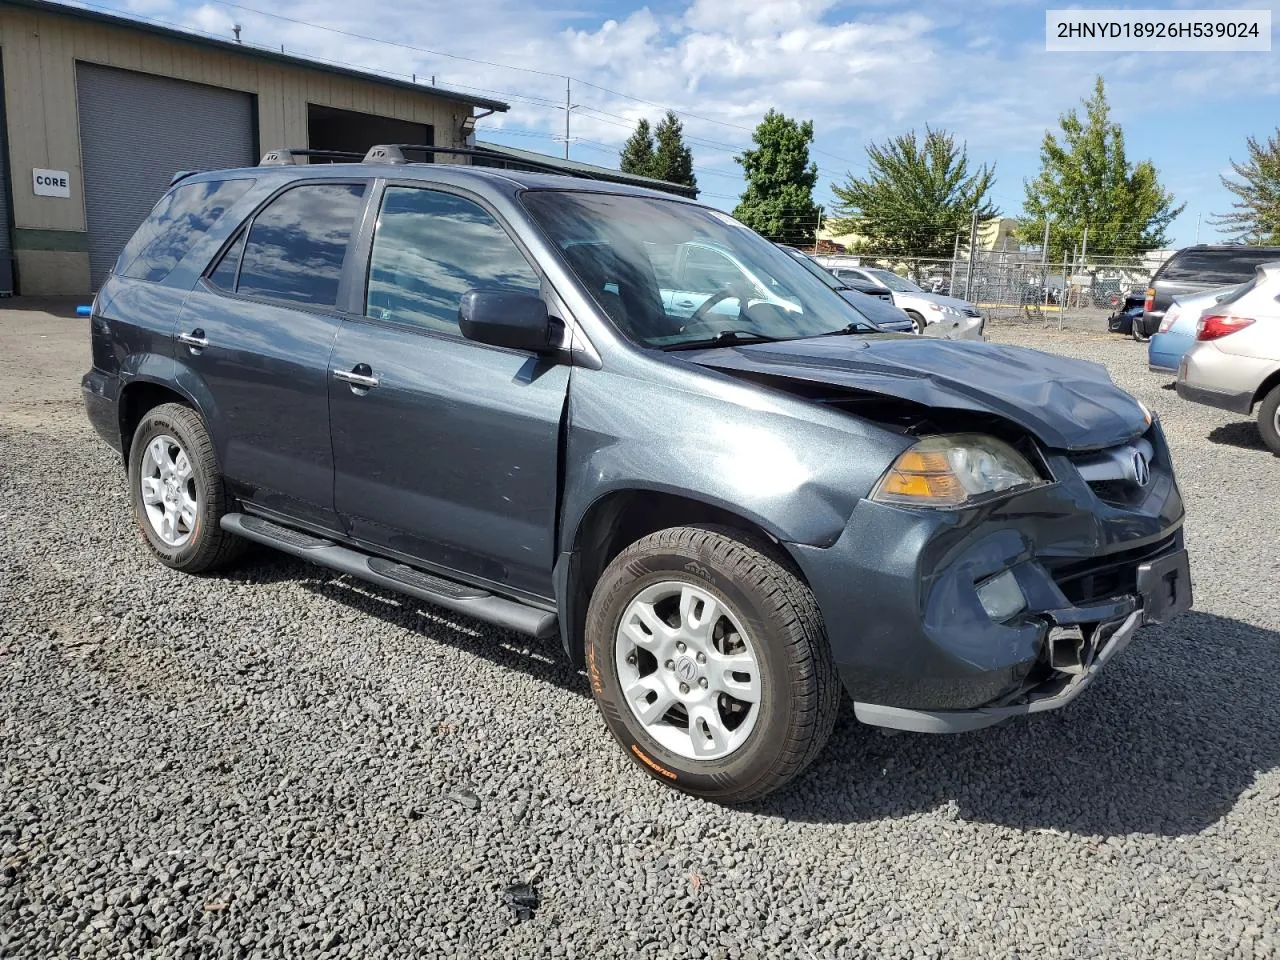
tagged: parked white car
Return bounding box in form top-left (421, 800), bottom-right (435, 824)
top-left (816, 262), bottom-right (984, 337)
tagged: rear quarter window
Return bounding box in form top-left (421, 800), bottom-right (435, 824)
top-left (1158, 248), bottom-right (1280, 285)
top-left (114, 178), bottom-right (255, 283)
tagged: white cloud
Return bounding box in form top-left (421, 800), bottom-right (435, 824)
top-left (143, 0), bottom-right (1280, 231)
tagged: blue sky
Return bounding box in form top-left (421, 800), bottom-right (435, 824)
top-left (107, 0), bottom-right (1280, 247)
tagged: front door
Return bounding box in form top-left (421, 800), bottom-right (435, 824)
top-left (328, 184), bottom-right (568, 599)
top-left (174, 180), bottom-right (368, 529)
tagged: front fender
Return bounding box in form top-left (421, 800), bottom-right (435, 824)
top-left (561, 364), bottom-right (911, 551)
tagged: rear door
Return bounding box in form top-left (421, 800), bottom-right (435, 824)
top-left (174, 180), bottom-right (369, 530)
top-left (327, 183), bottom-right (569, 599)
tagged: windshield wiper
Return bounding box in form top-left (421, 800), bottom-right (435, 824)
top-left (663, 330), bottom-right (781, 351)
top-left (815, 322), bottom-right (878, 337)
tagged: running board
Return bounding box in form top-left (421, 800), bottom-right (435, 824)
top-left (221, 513), bottom-right (559, 640)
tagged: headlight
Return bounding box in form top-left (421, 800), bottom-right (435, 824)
top-left (926, 303), bottom-right (963, 316)
top-left (871, 434), bottom-right (1044, 508)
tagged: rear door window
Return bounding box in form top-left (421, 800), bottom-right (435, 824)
top-left (236, 182), bottom-right (367, 307)
top-left (1160, 248), bottom-right (1280, 284)
top-left (115, 178), bottom-right (255, 282)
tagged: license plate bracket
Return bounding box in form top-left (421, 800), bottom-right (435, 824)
top-left (1136, 548), bottom-right (1192, 624)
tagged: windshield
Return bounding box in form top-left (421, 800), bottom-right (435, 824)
top-left (866, 268), bottom-right (923, 293)
top-left (522, 191), bottom-right (877, 348)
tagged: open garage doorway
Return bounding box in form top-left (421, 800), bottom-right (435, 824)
top-left (307, 105), bottom-right (433, 160)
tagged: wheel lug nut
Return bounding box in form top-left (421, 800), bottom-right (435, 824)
top-left (665, 660), bottom-right (674, 670)
top-left (679, 682), bottom-right (689, 694)
top-left (626, 654), bottom-right (636, 666)
top-left (676, 642), bottom-right (686, 653)
top-left (699, 678), bottom-right (708, 688)
top-left (696, 652), bottom-right (706, 664)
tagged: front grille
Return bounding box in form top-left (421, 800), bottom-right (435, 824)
top-left (963, 307), bottom-right (981, 318)
top-left (1048, 534), bottom-right (1179, 606)
top-left (1067, 434), bottom-right (1160, 506)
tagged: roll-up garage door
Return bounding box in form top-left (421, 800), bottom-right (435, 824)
top-left (75, 63), bottom-right (256, 288)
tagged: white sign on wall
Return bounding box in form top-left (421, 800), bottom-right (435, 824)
top-left (33, 168), bottom-right (71, 198)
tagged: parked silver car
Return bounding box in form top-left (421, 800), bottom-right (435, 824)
top-left (1175, 261), bottom-right (1280, 453)
top-left (817, 262), bottom-right (984, 336)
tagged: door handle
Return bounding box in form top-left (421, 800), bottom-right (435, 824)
top-left (332, 367), bottom-right (379, 389)
top-left (178, 330), bottom-right (208, 349)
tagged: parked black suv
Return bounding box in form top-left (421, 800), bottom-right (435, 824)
top-left (1137, 244), bottom-right (1280, 340)
top-left (83, 148), bottom-right (1191, 802)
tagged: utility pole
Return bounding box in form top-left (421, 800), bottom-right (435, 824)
top-left (814, 210), bottom-right (823, 252)
top-left (1060, 248), bottom-right (1068, 330)
top-left (1041, 220), bottom-right (1051, 308)
top-left (1080, 225), bottom-right (1089, 269)
top-left (963, 210), bottom-right (979, 302)
top-left (951, 232), bottom-right (961, 297)
top-left (1195, 213), bottom-right (1202, 244)
top-left (564, 78), bottom-right (571, 160)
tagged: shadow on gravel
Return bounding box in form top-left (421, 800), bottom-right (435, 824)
top-left (222, 553), bottom-right (590, 696)
top-left (1207, 421), bottom-right (1269, 453)
top-left (754, 611), bottom-right (1280, 838)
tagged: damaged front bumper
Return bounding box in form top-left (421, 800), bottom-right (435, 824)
top-left (788, 425), bottom-right (1191, 733)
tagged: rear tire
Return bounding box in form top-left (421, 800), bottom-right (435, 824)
top-left (585, 525), bottom-right (839, 803)
top-left (1258, 384), bottom-right (1280, 455)
top-left (128, 403), bottom-right (247, 573)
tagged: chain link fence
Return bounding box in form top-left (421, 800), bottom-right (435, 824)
top-left (814, 247), bottom-right (1158, 331)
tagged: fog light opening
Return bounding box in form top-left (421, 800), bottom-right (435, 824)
top-left (976, 569), bottom-right (1027, 622)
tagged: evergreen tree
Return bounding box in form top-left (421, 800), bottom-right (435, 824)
top-left (732, 110), bottom-right (819, 246)
top-left (619, 119), bottom-right (656, 179)
top-left (1210, 129), bottom-right (1280, 244)
top-left (651, 111), bottom-right (697, 189)
top-left (1022, 76), bottom-right (1182, 258)
top-left (829, 127), bottom-right (996, 258)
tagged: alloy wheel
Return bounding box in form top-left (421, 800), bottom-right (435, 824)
top-left (614, 580), bottom-right (762, 761)
top-left (139, 434), bottom-right (198, 547)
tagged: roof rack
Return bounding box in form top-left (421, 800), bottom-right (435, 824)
top-left (259, 148), bottom-right (366, 166)
top-left (362, 144), bottom-right (594, 180)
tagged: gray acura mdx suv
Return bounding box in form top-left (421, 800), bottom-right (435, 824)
top-left (83, 148), bottom-right (1191, 802)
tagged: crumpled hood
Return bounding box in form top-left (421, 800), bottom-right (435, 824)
top-left (686, 336), bottom-right (1148, 451)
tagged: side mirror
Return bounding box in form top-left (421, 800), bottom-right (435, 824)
top-left (458, 289), bottom-right (553, 353)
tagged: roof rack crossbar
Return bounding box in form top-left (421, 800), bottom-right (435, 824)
top-left (259, 148), bottom-right (366, 166)
top-left (362, 144), bottom-right (598, 180)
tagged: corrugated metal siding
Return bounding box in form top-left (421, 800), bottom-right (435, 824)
top-left (75, 62), bottom-right (255, 288)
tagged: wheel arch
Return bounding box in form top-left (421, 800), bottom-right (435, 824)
top-left (1252, 368), bottom-right (1280, 407)
top-left (117, 376), bottom-right (210, 461)
top-left (556, 487), bottom-right (810, 666)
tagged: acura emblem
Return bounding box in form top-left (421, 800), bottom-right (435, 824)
top-left (675, 656), bottom-right (698, 682)
top-left (1132, 451), bottom-right (1150, 486)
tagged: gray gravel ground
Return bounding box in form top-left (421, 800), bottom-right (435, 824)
top-left (2, 304), bottom-right (1279, 959)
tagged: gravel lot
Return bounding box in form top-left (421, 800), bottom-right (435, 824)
top-left (2, 302), bottom-right (1279, 960)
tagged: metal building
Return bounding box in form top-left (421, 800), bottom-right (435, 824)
top-left (0, 0), bottom-right (508, 295)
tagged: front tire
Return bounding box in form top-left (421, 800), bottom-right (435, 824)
top-left (906, 310), bottom-right (927, 335)
top-left (1259, 384), bottom-right (1280, 455)
top-left (128, 403), bottom-right (246, 573)
top-left (585, 525), bottom-right (839, 803)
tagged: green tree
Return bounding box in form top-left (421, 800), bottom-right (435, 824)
top-left (651, 111), bottom-right (697, 189)
top-left (733, 110), bottom-right (820, 245)
top-left (1021, 76), bottom-right (1182, 259)
top-left (619, 118), bottom-right (656, 179)
top-left (829, 127), bottom-right (997, 258)
top-left (1210, 129), bottom-right (1280, 244)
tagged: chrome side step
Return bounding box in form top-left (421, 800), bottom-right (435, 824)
top-left (221, 513), bottom-right (558, 640)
